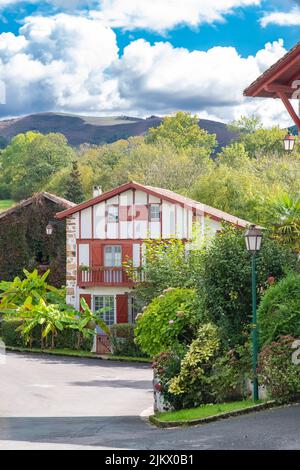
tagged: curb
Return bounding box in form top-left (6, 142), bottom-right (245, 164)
top-left (5, 347), bottom-right (151, 364)
top-left (149, 401), bottom-right (277, 428)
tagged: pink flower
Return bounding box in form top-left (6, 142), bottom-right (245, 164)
top-left (169, 320), bottom-right (175, 325)
top-left (154, 383), bottom-right (162, 392)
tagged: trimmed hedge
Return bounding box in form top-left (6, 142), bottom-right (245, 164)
top-left (110, 323), bottom-right (145, 358)
top-left (0, 319), bottom-right (93, 351)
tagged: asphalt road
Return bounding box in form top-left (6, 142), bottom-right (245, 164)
top-left (0, 352), bottom-right (300, 450)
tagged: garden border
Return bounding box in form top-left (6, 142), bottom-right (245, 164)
top-left (149, 401), bottom-right (278, 428)
top-left (5, 346), bottom-right (152, 364)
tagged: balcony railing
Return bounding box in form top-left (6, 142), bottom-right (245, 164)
top-left (77, 267), bottom-right (144, 287)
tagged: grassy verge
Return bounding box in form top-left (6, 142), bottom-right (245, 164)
top-left (0, 199), bottom-right (15, 212)
top-left (5, 345), bottom-right (151, 363)
top-left (150, 400), bottom-right (277, 428)
top-left (156, 400), bottom-right (262, 422)
top-left (106, 353), bottom-right (152, 363)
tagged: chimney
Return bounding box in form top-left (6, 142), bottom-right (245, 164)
top-left (93, 186), bottom-right (102, 198)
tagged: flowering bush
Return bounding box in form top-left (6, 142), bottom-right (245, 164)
top-left (209, 344), bottom-right (251, 402)
top-left (168, 323), bottom-right (220, 408)
top-left (153, 351), bottom-right (184, 410)
top-left (135, 287), bottom-right (202, 357)
top-left (258, 335), bottom-right (300, 403)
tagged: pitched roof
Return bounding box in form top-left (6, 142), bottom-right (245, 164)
top-left (56, 181), bottom-right (251, 228)
top-left (244, 41), bottom-right (300, 99)
top-left (0, 192), bottom-right (75, 221)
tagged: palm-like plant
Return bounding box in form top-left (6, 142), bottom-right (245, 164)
top-left (270, 194), bottom-right (300, 252)
top-left (0, 269), bottom-right (63, 312)
top-left (16, 297), bottom-right (73, 349)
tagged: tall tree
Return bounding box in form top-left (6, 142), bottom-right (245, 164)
top-left (64, 161), bottom-right (85, 204)
top-left (146, 111), bottom-right (216, 154)
top-left (0, 132), bottom-right (75, 200)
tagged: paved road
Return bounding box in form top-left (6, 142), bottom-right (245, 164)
top-left (0, 352), bottom-right (300, 450)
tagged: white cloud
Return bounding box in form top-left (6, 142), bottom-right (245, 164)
top-left (94, 0), bottom-right (262, 32)
top-left (0, 13), bottom-right (292, 128)
top-left (0, 14), bottom-right (121, 115)
top-left (260, 6), bottom-right (300, 27)
top-left (113, 38), bottom-right (288, 124)
top-left (0, 1), bottom-right (263, 31)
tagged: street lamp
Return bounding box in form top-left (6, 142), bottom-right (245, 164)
top-left (46, 220), bottom-right (63, 236)
top-left (245, 224), bottom-right (263, 402)
top-left (283, 132), bottom-right (295, 152)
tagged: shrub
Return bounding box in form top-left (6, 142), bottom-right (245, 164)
top-left (110, 323), bottom-right (145, 357)
top-left (153, 351), bottom-right (184, 410)
top-left (209, 344), bottom-right (251, 402)
top-left (135, 288), bottom-right (202, 357)
top-left (0, 319), bottom-right (93, 351)
top-left (258, 273), bottom-right (300, 346)
top-left (168, 323), bottom-right (220, 408)
top-left (201, 225), bottom-right (299, 347)
top-left (259, 336), bottom-right (300, 403)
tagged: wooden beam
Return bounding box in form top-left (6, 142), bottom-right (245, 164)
top-left (254, 54), bottom-right (300, 97)
top-left (276, 91), bottom-right (300, 133)
top-left (265, 83), bottom-right (292, 94)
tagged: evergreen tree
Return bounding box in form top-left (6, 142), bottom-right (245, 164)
top-left (65, 161), bottom-right (85, 204)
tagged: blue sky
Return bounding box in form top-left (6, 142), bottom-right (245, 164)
top-left (0, 0), bottom-right (300, 125)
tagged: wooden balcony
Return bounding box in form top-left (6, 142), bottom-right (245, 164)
top-left (77, 267), bottom-right (144, 287)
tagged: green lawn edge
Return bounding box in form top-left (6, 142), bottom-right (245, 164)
top-left (149, 400), bottom-right (277, 428)
top-left (5, 346), bottom-right (151, 363)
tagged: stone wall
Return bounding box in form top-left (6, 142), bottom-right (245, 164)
top-left (66, 215), bottom-right (77, 307)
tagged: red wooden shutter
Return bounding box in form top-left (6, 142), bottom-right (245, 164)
top-left (80, 293), bottom-right (91, 311)
top-left (91, 241), bottom-right (102, 268)
top-left (116, 294), bottom-right (128, 323)
top-left (122, 243), bottom-right (133, 263)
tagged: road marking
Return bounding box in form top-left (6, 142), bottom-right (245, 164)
top-left (29, 384), bottom-right (55, 388)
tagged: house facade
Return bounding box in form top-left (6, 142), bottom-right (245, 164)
top-left (56, 181), bottom-right (250, 351)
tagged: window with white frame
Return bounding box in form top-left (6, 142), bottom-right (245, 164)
top-left (104, 245), bottom-right (122, 267)
top-left (107, 205), bottom-right (119, 223)
top-left (149, 204), bottom-right (160, 221)
top-left (94, 295), bottom-right (115, 326)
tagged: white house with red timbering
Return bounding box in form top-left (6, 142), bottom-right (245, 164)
top-left (56, 181), bottom-right (250, 353)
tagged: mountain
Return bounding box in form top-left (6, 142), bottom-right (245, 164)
top-left (0, 112), bottom-right (237, 150)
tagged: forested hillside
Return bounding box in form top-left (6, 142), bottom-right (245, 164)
top-left (0, 112), bottom-right (299, 230)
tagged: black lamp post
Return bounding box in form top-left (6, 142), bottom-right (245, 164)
top-left (245, 225), bottom-right (263, 402)
top-left (283, 132), bottom-right (295, 152)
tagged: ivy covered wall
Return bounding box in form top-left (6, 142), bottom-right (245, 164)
top-left (0, 194), bottom-right (67, 287)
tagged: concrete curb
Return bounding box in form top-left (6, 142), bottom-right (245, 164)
top-left (5, 346), bottom-right (151, 364)
top-left (149, 401), bottom-right (277, 428)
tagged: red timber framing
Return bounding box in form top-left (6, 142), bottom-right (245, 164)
top-left (56, 181), bottom-right (250, 228)
top-left (244, 41), bottom-right (300, 134)
top-left (77, 239), bottom-right (139, 287)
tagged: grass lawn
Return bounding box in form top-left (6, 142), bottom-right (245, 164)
top-left (155, 400), bottom-right (263, 422)
top-left (0, 199), bottom-right (15, 212)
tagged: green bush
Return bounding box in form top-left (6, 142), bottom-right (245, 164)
top-left (153, 351), bottom-right (184, 410)
top-left (259, 335), bottom-right (300, 403)
top-left (209, 344), bottom-right (251, 402)
top-left (135, 287), bottom-right (202, 357)
top-left (258, 273), bottom-right (300, 346)
top-left (201, 225), bottom-right (299, 347)
top-left (168, 323), bottom-right (220, 408)
top-left (110, 323), bottom-right (145, 357)
top-left (0, 319), bottom-right (93, 351)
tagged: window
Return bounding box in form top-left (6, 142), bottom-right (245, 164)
top-left (94, 295), bottom-right (115, 326)
top-left (104, 245), bottom-right (122, 267)
top-left (150, 204), bottom-right (160, 221)
top-left (107, 205), bottom-right (119, 223)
